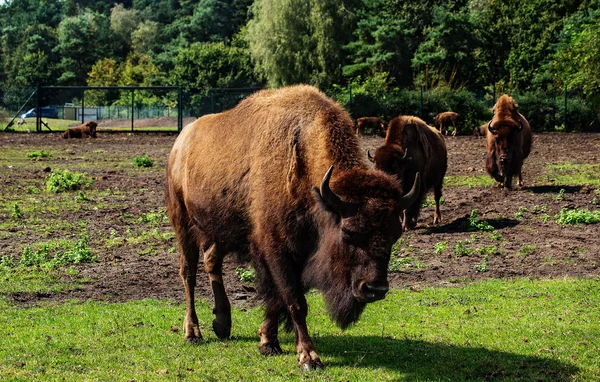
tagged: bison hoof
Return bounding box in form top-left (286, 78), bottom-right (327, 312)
top-left (185, 335), bottom-right (203, 344)
top-left (259, 342), bottom-right (283, 356)
top-left (300, 359), bottom-right (325, 371)
top-left (212, 319), bottom-right (231, 340)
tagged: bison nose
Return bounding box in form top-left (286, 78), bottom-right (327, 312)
top-left (499, 155), bottom-right (510, 164)
top-left (360, 281), bottom-right (389, 302)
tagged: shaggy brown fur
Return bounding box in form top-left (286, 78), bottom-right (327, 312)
top-left (63, 121), bottom-right (98, 138)
top-left (165, 85), bottom-right (420, 370)
top-left (473, 123), bottom-right (488, 138)
top-left (356, 117), bottom-right (387, 137)
top-left (486, 94), bottom-right (532, 189)
top-left (434, 111), bottom-right (459, 136)
top-left (372, 116), bottom-right (447, 230)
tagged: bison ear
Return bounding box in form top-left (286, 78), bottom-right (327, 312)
top-left (367, 150), bottom-right (375, 163)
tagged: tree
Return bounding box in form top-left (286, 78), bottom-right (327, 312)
top-left (131, 20), bottom-right (160, 54)
top-left (87, 58), bottom-right (120, 105)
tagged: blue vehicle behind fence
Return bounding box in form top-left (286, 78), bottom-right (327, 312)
top-left (21, 107), bottom-right (59, 119)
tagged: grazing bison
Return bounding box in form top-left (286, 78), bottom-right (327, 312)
top-left (166, 85), bottom-right (420, 370)
top-left (356, 117), bottom-right (387, 137)
top-left (63, 121), bottom-right (98, 138)
top-left (473, 123), bottom-right (487, 138)
top-left (371, 116), bottom-right (447, 230)
top-left (434, 111), bottom-right (459, 136)
top-left (486, 94), bottom-right (532, 189)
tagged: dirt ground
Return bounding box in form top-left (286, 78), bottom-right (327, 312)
top-left (1, 131), bottom-right (599, 306)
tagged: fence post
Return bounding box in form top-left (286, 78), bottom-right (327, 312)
top-left (81, 89), bottom-right (85, 124)
top-left (563, 84), bottom-right (567, 129)
top-left (131, 89), bottom-right (134, 132)
top-left (419, 85), bottom-right (423, 118)
top-left (36, 84), bottom-right (41, 132)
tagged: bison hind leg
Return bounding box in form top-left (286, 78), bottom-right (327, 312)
top-left (202, 242), bottom-right (232, 340)
top-left (433, 186), bottom-right (443, 224)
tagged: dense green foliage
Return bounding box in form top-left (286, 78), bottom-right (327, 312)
top-left (1, 0), bottom-right (598, 129)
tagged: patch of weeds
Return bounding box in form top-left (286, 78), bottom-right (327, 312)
top-left (470, 233), bottom-right (479, 242)
top-left (532, 204), bottom-right (547, 214)
top-left (421, 196), bottom-right (444, 208)
top-left (445, 175), bottom-right (495, 188)
top-left (74, 191), bottom-right (92, 202)
top-left (122, 213), bottom-right (134, 219)
top-left (10, 203), bottom-right (24, 219)
top-left (132, 154), bottom-right (153, 168)
top-left (21, 236), bottom-right (96, 269)
top-left (0, 255), bottom-right (17, 270)
top-left (477, 244), bottom-right (501, 256)
top-left (94, 149), bottom-right (106, 154)
top-left (433, 241), bottom-right (447, 255)
top-left (489, 231), bottom-right (502, 241)
top-left (544, 163), bottom-right (600, 186)
top-left (26, 186), bottom-right (41, 194)
top-left (454, 240), bottom-right (474, 257)
top-left (554, 188), bottom-right (566, 201)
top-left (514, 207), bottom-right (528, 219)
top-left (448, 277), bottom-right (472, 284)
top-left (389, 256), bottom-right (427, 272)
top-left (45, 169), bottom-right (94, 193)
top-left (26, 150), bottom-right (51, 159)
top-left (467, 209), bottom-right (494, 232)
top-left (541, 214), bottom-right (551, 223)
top-left (556, 208), bottom-right (600, 226)
top-left (138, 248), bottom-right (157, 256)
top-left (519, 245), bottom-right (537, 256)
top-left (235, 266), bottom-right (256, 283)
top-left (473, 255), bottom-right (489, 272)
top-left (592, 197), bottom-right (598, 205)
top-left (138, 210), bottom-right (169, 225)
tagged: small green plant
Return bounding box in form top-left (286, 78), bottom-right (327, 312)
top-left (489, 231), bottom-right (503, 241)
top-left (10, 203), bottom-right (24, 219)
top-left (51, 236), bottom-right (96, 266)
top-left (26, 150), bottom-right (52, 158)
top-left (556, 208), bottom-right (600, 226)
top-left (388, 256), bottom-right (426, 272)
top-left (20, 245), bottom-right (50, 266)
top-left (532, 204), bottom-right (547, 214)
top-left (94, 149), bottom-right (106, 154)
top-left (235, 267), bottom-right (256, 283)
top-left (74, 191), bottom-right (92, 202)
top-left (138, 210), bottom-right (169, 225)
top-left (45, 169), bottom-right (94, 193)
top-left (514, 206), bottom-right (528, 219)
top-left (433, 241), bottom-right (447, 255)
top-left (541, 214), bottom-right (551, 223)
top-left (0, 255), bottom-right (17, 270)
top-left (519, 245), bottom-right (537, 256)
top-left (477, 244), bottom-right (501, 256)
top-left (133, 154), bottom-right (153, 168)
top-left (467, 210), bottom-right (494, 232)
top-left (473, 255), bottom-right (489, 272)
top-left (26, 186), bottom-right (41, 194)
top-left (454, 240), bottom-right (474, 256)
top-left (555, 188), bottom-right (566, 201)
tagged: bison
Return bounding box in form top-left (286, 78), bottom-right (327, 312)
top-left (63, 121), bottom-right (98, 139)
top-left (486, 94), bottom-right (532, 189)
top-left (166, 85), bottom-right (420, 370)
top-left (356, 116), bottom-right (387, 137)
top-left (434, 111), bottom-right (459, 136)
top-left (370, 116), bottom-right (447, 230)
top-left (473, 123), bottom-right (488, 138)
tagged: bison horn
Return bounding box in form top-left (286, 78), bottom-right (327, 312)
top-left (487, 121), bottom-right (496, 133)
top-left (398, 172), bottom-right (421, 210)
top-left (319, 166), bottom-right (358, 218)
top-left (400, 148), bottom-right (408, 161)
top-left (367, 150), bottom-right (375, 163)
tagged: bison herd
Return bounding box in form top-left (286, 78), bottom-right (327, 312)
top-left (165, 85), bottom-right (532, 370)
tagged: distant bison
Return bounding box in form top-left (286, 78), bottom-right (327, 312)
top-left (486, 95), bottom-right (532, 189)
top-left (166, 85), bottom-right (420, 370)
top-left (434, 111), bottom-right (459, 136)
top-left (473, 123), bottom-right (487, 138)
top-left (356, 116), bottom-right (387, 137)
top-left (371, 116), bottom-right (447, 230)
top-left (63, 121), bottom-right (98, 139)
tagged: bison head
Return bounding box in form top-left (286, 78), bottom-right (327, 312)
top-left (87, 121), bottom-right (98, 138)
top-left (304, 166), bottom-right (419, 328)
top-left (487, 120), bottom-right (522, 188)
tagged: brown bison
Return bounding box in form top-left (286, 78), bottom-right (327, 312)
top-left (486, 95), bottom-right (532, 189)
top-left (371, 116), bottom-right (447, 230)
top-left (63, 121), bottom-right (98, 138)
top-left (356, 116), bottom-right (387, 137)
top-left (165, 85), bottom-right (420, 370)
top-left (434, 111), bottom-right (459, 136)
top-left (473, 123), bottom-right (488, 138)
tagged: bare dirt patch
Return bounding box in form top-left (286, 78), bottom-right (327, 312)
top-left (1, 132), bottom-right (599, 306)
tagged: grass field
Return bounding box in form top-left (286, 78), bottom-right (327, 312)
top-left (0, 278), bottom-right (598, 380)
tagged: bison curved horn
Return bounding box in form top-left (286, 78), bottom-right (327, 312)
top-left (367, 150), bottom-right (375, 163)
top-left (487, 121), bottom-right (496, 133)
top-left (398, 172), bottom-right (421, 210)
top-left (400, 148), bottom-right (408, 161)
top-left (320, 166), bottom-right (358, 218)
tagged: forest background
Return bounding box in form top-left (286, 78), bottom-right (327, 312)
top-left (1, 0), bottom-right (599, 132)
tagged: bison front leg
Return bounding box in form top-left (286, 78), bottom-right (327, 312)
top-left (288, 295), bottom-right (324, 370)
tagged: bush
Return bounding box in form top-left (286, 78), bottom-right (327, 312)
top-left (556, 208), bottom-right (600, 226)
top-left (45, 169), bottom-right (94, 193)
top-left (133, 154), bottom-right (153, 168)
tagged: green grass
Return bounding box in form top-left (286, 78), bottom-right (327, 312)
top-left (0, 278), bottom-right (598, 380)
top-left (542, 163), bottom-right (600, 186)
top-left (132, 154), bottom-right (154, 168)
top-left (444, 175), bottom-right (496, 188)
top-left (556, 208), bottom-right (600, 226)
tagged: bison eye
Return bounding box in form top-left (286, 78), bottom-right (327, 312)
top-left (341, 228), bottom-right (369, 247)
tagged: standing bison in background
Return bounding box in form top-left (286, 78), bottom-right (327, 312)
top-left (434, 111), bottom-right (460, 136)
top-left (356, 116), bottom-right (387, 137)
top-left (371, 116), bottom-right (447, 230)
top-left (166, 85), bottom-right (420, 370)
top-left (63, 121), bottom-right (98, 139)
top-left (486, 94), bottom-right (532, 189)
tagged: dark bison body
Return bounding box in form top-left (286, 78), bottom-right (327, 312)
top-left (63, 121), bottom-right (98, 138)
top-left (434, 111), bottom-right (459, 136)
top-left (165, 85), bottom-right (420, 370)
top-left (356, 117), bottom-right (387, 137)
top-left (486, 95), bottom-right (532, 189)
top-left (473, 123), bottom-right (487, 138)
top-left (372, 116), bottom-right (447, 230)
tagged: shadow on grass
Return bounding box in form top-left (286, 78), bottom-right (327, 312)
top-left (528, 185), bottom-right (583, 194)
top-left (423, 216), bottom-right (520, 234)
top-left (314, 335), bottom-right (578, 381)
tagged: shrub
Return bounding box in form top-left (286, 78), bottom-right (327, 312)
top-left (556, 208), bottom-right (600, 226)
top-left (45, 169), bottom-right (94, 193)
top-left (133, 154), bottom-right (153, 167)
